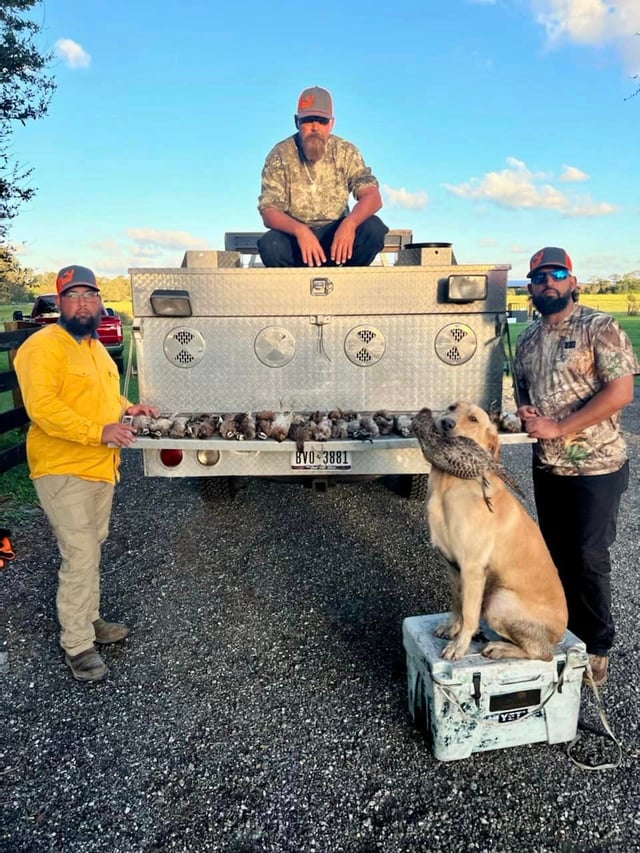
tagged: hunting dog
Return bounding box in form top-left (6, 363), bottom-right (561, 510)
top-left (415, 401), bottom-right (568, 661)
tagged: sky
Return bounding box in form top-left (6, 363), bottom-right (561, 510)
top-left (8, 0), bottom-right (640, 283)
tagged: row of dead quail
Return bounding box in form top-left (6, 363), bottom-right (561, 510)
top-left (129, 409), bottom-right (416, 446)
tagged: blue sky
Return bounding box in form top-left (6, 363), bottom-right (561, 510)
top-left (10, 0), bottom-right (640, 282)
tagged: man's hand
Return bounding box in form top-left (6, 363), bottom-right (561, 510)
top-left (516, 404), bottom-right (538, 420)
top-left (102, 422), bottom-right (138, 448)
top-left (523, 414), bottom-right (563, 440)
top-left (296, 226), bottom-right (327, 267)
top-left (126, 404), bottom-right (159, 418)
top-left (331, 219), bottom-right (357, 265)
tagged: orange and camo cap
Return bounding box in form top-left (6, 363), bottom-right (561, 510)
top-left (296, 86), bottom-right (334, 120)
top-left (527, 247), bottom-right (573, 279)
top-left (56, 265), bottom-right (99, 294)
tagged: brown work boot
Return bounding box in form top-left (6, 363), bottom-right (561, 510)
top-left (585, 654), bottom-right (609, 688)
top-left (93, 618), bottom-right (129, 645)
top-left (65, 648), bottom-right (108, 682)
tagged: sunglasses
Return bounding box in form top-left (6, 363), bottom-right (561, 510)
top-left (298, 116), bottom-right (331, 125)
top-left (530, 269), bottom-right (571, 285)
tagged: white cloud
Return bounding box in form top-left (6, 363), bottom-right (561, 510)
top-left (443, 157), bottom-right (618, 216)
top-left (381, 185), bottom-right (429, 209)
top-left (560, 165), bottom-right (589, 181)
top-left (55, 38), bottom-right (91, 69)
top-left (532, 0), bottom-right (640, 73)
top-left (566, 195), bottom-right (619, 215)
top-left (126, 228), bottom-right (210, 250)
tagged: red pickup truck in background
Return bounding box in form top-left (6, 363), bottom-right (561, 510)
top-left (12, 295), bottom-right (125, 373)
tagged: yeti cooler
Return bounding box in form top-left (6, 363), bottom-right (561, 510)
top-left (403, 613), bottom-right (588, 761)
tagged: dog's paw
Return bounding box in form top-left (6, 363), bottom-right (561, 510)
top-left (481, 641), bottom-right (514, 659)
top-left (441, 639), bottom-right (470, 660)
top-left (435, 620), bottom-right (461, 639)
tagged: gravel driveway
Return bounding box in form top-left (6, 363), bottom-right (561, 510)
top-left (2, 397), bottom-right (640, 853)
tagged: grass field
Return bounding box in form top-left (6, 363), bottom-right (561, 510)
top-left (2, 297), bottom-right (640, 521)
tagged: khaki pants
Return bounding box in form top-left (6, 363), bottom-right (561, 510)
top-left (35, 476), bottom-right (114, 655)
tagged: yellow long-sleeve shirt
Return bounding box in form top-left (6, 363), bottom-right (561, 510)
top-left (14, 323), bottom-right (131, 484)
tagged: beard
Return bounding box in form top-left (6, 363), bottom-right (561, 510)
top-left (60, 312), bottom-right (102, 337)
top-left (301, 132), bottom-right (327, 163)
top-left (531, 291), bottom-right (572, 316)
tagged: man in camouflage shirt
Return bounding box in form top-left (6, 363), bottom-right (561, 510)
top-left (257, 86), bottom-right (388, 267)
top-left (515, 246), bottom-right (639, 687)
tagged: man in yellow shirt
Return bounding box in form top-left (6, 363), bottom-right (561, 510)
top-left (14, 264), bottom-right (159, 683)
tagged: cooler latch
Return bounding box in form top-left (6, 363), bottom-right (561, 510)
top-left (472, 671), bottom-right (482, 708)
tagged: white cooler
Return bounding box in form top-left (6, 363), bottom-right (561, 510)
top-left (403, 613), bottom-right (588, 761)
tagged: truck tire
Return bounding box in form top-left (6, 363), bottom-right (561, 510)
top-left (385, 473), bottom-right (429, 501)
top-left (200, 477), bottom-right (243, 502)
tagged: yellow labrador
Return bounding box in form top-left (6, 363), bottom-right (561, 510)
top-left (421, 401), bottom-right (567, 661)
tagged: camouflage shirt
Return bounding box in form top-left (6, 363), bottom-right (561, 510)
top-left (257, 134), bottom-right (379, 227)
top-left (515, 303), bottom-right (639, 475)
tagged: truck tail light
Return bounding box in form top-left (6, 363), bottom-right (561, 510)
top-left (159, 448), bottom-right (183, 467)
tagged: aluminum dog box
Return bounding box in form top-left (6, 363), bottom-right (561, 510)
top-left (403, 613), bottom-right (588, 761)
top-left (127, 238), bottom-right (523, 486)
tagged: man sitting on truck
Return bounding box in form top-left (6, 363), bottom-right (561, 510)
top-left (257, 86), bottom-right (388, 268)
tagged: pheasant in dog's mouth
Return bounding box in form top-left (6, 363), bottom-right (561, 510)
top-left (411, 407), bottom-right (524, 511)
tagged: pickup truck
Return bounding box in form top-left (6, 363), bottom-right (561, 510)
top-left (127, 231), bottom-right (527, 501)
top-left (12, 295), bottom-right (125, 373)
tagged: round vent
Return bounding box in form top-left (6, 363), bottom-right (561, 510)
top-left (434, 323), bottom-right (477, 366)
top-left (344, 325), bottom-right (386, 366)
top-left (254, 326), bottom-right (296, 367)
top-left (163, 327), bottom-right (206, 368)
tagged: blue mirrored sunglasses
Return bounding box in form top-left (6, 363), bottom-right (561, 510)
top-left (530, 269), bottom-right (571, 285)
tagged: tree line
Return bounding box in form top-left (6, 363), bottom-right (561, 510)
top-left (0, 253), bottom-right (134, 303)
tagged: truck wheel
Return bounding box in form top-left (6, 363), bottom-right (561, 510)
top-left (200, 477), bottom-right (243, 502)
top-left (384, 473), bottom-right (429, 501)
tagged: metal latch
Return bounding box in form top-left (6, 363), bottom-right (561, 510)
top-left (310, 277), bottom-right (334, 296)
top-left (309, 315), bottom-right (332, 361)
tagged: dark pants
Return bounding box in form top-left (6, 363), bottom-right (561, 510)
top-left (257, 216), bottom-right (388, 267)
top-left (532, 461), bottom-right (629, 655)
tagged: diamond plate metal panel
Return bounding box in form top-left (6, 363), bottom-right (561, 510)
top-left (130, 264), bottom-right (509, 318)
top-left (130, 252), bottom-right (512, 478)
top-left (134, 313), bottom-right (504, 413)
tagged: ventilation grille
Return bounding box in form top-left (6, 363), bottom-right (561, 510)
top-left (434, 324), bottom-right (477, 366)
top-left (344, 325), bottom-right (386, 366)
top-left (163, 327), bottom-right (206, 368)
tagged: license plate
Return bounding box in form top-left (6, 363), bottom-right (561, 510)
top-left (290, 446), bottom-right (352, 471)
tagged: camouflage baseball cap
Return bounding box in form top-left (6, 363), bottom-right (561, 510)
top-left (296, 86), bottom-right (334, 120)
top-left (527, 247), bottom-right (573, 278)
